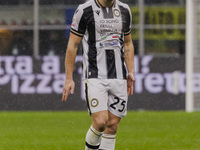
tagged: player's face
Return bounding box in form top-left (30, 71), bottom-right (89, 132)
top-left (100, 0), bottom-right (114, 7)
top-left (106, 0), bottom-right (114, 2)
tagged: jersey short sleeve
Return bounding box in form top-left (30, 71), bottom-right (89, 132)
top-left (71, 5), bottom-right (87, 37)
top-left (124, 5), bottom-right (132, 36)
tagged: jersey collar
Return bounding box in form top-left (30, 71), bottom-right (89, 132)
top-left (95, 0), bottom-right (116, 8)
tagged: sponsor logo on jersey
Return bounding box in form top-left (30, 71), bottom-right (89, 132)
top-left (99, 41), bottom-right (119, 47)
top-left (112, 36), bottom-right (118, 39)
top-left (99, 43), bottom-right (103, 46)
top-left (95, 10), bottom-right (100, 16)
top-left (100, 36), bottom-right (107, 40)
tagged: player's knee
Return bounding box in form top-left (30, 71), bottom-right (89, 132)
top-left (92, 111), bottom-right (108, 132)
top-left (94, 119), bottom-right (107, 132)
top-left (106, 122), bottom-right (119, 134)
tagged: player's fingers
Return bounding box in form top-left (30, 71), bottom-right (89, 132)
top-left (62, 93), bottom-right (65, 101)
top-left (71, 84), bottom-right (75, 94)
top-left (131, 77), bottom-right (135, 83)
top-left (62, 88), bottom-right (70, 101)
top-left (127, 87), bottom-right (130, 96)
top-left (64, 92), bottom-right (69, 101)
top-left (62, 93), bottom-right (66, 101)
top-left (62, 89), bottom-right (65, 101)
top-left (131, 85), bottom-right (133, 95)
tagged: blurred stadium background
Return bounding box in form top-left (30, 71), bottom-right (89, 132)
top-left (0, 0), bottom-right (200, 150)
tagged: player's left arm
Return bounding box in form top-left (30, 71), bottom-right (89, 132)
top-left (124, 33), bottom-right (135, 96)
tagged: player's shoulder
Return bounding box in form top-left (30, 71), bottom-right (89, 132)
top-left (117, 0), bottom-right (130, 9)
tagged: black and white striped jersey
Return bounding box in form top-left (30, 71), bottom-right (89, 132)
top-left (71, 0), bottom-right (132, 79)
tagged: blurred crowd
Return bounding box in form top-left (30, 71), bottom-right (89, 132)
top-left (0, 0), bottom-right (185, 5)
top-left (0, 0), bottom-right (186, 56)
top-left (0, 30), bottom-right (68, 56)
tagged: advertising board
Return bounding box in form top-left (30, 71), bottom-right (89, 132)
top-left (0, 56), bottom-right (197, 111)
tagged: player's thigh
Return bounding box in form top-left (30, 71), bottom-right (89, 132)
top-left (84, 79), bottom-right (108, 114)
top-left (91, 110), bottom-right (109, 131)
top-left (108, 79), bottom-right (128, 118)
top-left (107, 111), bottom-right (121, 126)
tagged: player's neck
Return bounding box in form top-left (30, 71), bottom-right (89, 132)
top-left (98, 0), bottom-right (114, 8)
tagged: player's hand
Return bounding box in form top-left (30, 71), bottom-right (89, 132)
top-left (62, 79), bottom-right (75, 101)
top-left (127, 73), bottom-right (135, 96)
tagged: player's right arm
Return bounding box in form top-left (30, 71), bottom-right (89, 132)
top-left (62, 5), bottom-right (86, 101)
top-left (62, 33), bottom-right (82, 101)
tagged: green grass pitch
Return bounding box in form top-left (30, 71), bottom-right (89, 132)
top-left (0, 111), bottom-right (200, 150)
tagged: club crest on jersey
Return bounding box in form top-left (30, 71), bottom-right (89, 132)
top-left (91, 99), bottom-right (99, 107)
top-left (113, 9), bottom-right (120, 17)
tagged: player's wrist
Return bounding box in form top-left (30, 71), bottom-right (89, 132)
top-left (128, 72), bottom-right (134, 76)
top-left (65, 74), bottom-right (73, 80)
top-left (127, 72), bottom-right (135, 81)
